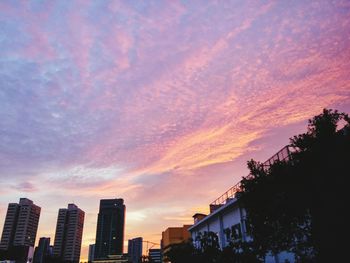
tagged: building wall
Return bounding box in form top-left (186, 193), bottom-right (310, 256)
top-left (161, 225), bottom-right (191, 249)
top-left (0, 204), bottom-right (19, 250)
top-left (189, 199), bottom-right (294, 263)
top-left (53, 209), bottom-right (67, 257)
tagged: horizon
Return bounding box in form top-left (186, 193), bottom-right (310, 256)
top-left (1, 0), bottom-right (350, 261)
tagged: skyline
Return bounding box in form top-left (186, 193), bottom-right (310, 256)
top-left (1, 0), bottom-right (350, 261)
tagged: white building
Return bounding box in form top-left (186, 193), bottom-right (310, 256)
top-left (189, 146), bottom-right (295, 263)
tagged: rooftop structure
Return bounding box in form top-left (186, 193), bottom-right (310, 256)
top-left (210, 146), bottom-right (292, 207)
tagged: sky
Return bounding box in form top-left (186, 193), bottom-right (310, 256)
top-left (0, 0), bottom-right (350, 260)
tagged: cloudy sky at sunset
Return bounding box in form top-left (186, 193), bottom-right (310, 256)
top-left (1, 0), bottom-right (350, 260)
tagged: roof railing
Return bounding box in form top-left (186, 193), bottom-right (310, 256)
top-left (210, 145), bottom-right (292, 207)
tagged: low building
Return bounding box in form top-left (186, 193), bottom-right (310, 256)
top-left (161, 225), bottom-right (191, 248)
top-left (148, 249), bottom-right (161, 263)
top-left (128, 237), bottom-right (142, 263)
top-left (189, 146), bottom-right (295, 263)
top-left (33, 237), bottom-right (51, 263)
top-left (161, 225), bottom-right (191, 261)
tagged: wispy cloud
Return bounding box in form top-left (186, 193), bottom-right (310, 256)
top-left (11, 182), bottom-right (37, 193)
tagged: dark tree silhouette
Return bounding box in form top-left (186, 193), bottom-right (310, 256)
top-left (163, 231), bottom-right (222, 263)
top-left (238, 109), bottom-right (349, 262)
top-left (162, 241), bottom-right (198, 263)
top-left (222, 226), bottom-right (261, 263)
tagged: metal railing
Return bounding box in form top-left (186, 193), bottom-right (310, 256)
top-left (210, 145), bottom-right (292, 206)
top-left (262, 145), bottom-right (291, 169)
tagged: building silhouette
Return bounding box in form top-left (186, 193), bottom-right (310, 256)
top-left (94, 199), bottom-right (125, 260)
top-left (33, 237), bottom-right (51, 263)
top-left (128, 237), bottom-right (142, 263)
top-left (88, 244), bottom-right (95, 263)
top-left (0, 198), bottom-right (41, 263)
top-left (53, 204), bottom-right (85, 263)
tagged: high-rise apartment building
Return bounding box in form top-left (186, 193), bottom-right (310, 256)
top-left (0, 198), bottom-right (41, 250)
top-left (128, 237), bottom-right (142, 263)
top-left (53, 204), bottom-right (85, 263)
top-left (94, 199), bottom-right (125, 260)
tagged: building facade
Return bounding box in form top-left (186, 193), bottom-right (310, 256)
top-left (161, 225), bottom-right (191, 249)
top-left (53, 204), bottom-right (85, 263)
top-left (148, 249), bottom-right (161, 263)
top-left (94, 199), bottom-right (125, 260)
top-left (161, 225), bottom-right (191, 261)
top-left (128, 237), bottom-right (142, 263)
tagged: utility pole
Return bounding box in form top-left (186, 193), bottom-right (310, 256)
top-left (142, 240), bottom-right (159, 255)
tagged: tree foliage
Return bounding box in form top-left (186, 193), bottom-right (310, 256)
top-left (238, 109), bottom-right (350, 262)
top-left (163, 232), bottom-right (224, 263)
top-left (162, 240), bottom-right (198, 263)
top-left (163, 231), bottom-right (260, 263)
